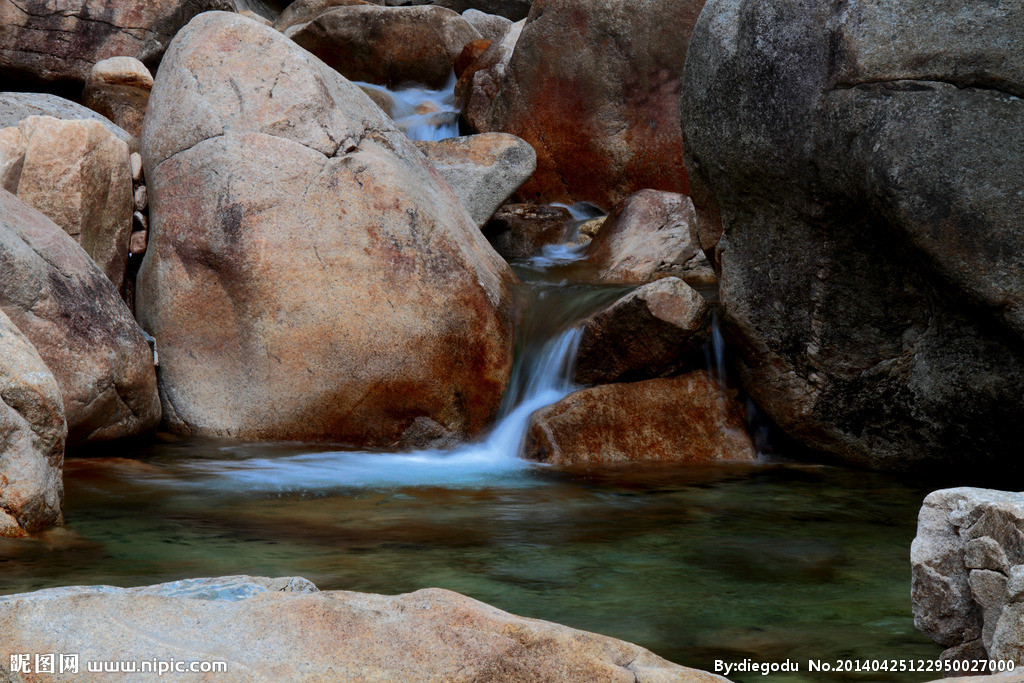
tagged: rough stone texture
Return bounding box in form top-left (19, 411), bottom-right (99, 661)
top-left (457, 17), bottom-right (523, 132)
top-left (0, 0), bottom-right (236, 90)
top-left (438, 0), bottom-right (530, 21)
top-left (575, 277), bottom-right (711, 386)
top-left (461, 8), bottom-right (512, 44)
top-left (290, 5), bottom-right (481, 88)
top-left (273, 0), bottom-right (380, 35)
top-left (0, 575), bottom-right (722, 682)
top-left (0, 308), bottom-right (65, 538)
top-left (0, 189), bottom-right (160, 447)
top-left (482, 203), bottom-right (569, 260)
top-left (415, 133), bottom-right (536, 227)
top-left (912, 488), bottom-right (1024, 665)
top-left (585, 190), bottom-right (715, 287)
top-left (524, 372), bottom-right (755, 467)
top-left (87, 56), bottom-right (154, 90)
top-left (82, 57), bottom-right (153, 139)
top-left (0, 116), bottom-right (133, 289)
top-left (0, 92), bottom-right (135, 151)
top-left (484, 0), bottom-right (706, 208)
top-left (138, 12), bottom-right (515, 445)
top-left (681, 0), bottom-right (1024, 471)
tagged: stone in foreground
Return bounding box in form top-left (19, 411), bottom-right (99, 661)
top-left (525, 372), bottom-right (755, 467)
top-left (0, 575), bottom-right (726, 682)
top-left (139, 12), bottom-right (515, 445)
top-left (0, 92), bottom-right (135, 151)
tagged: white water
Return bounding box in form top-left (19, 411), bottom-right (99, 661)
top-left (357, 74), bottom-right (460, 142)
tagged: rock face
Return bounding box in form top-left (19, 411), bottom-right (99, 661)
top-left (912, 488), bottom-right (1024, 665)
top-left (585, 190), bottom-right (715, 287)
top-left (484, 0), bottom-right (706, 208)
top-left (0, 189), bottom-right (160, 447)
top-left (0, 309), bottom-right (65, 538)
top-left (273, 0), bottom-right (380, 35)
top-left (575, 278), bottom-right (711, 386)
top-left (82, 56), bottom-right (154, 138)
top-left (458, 16), bottom-right (523, 133)
top-left (289, 5), bottom-right (481, 88)
top-left (0, 92), bottom-right (135, 151)
top-left (0, 575), bottom-right (723, 682)
top-left (461, 8), bottom-right (512, 44)
top-left (524, 372), bottom-right (756, 467)
top-left (442, 0), bottom-right (530, 21)
top-left (138, 12), bottom-right (515, 445)
top-left (415, 133), bottom-right (536, 227)
top-left (0, 0), bottom-right (235, 90)
top-left (482, 203), bottom-right (569, 260)
top-left (681, 0), bottom-right (1024, 470)
top-left (0, 116), bottom-right (133, 289)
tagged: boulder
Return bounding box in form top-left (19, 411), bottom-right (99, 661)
top-left (0, 0), bottom-right (235, 90)
top-left (461, 8), bottom-right (513, 44)
top-left (415, 133), bottom-right (536, 227)
top-left (457, 17), bottom-right (522, 132)
top-left (439, 0), bottom-right (531, 21)
top-left (0, 92), bottom-right (135, 151)
top-left (484, 0), bottom-right (706, 207)
top-left (585, 190), bottom-right (715, 287)
top-left (138, 12), bottom-right (515, 445)
top-left (273, 0), bottom-right (379, 35)
top-left (0, 308), bottom-right (65, 538)
top-left (482, 203), bottom-right (569, 259)
top-left (681, 0), bottom-right (1024, 471)
top-left (0, 116), bottom-right (133, 289)
top-left (0, 189), bottom-right (160, 446)
top-left (575, 277), bottom-right (711, 385)
top-left (0, 575), bottom-right (723, 682)
top-left (289, 5), bottom-right (481, 88)
top-left (82, 57), bottom-right (154, 138)
top-left (912, 488), bottom-right (1024, 665)
top-left (524, 372), bottom-right (756, 467)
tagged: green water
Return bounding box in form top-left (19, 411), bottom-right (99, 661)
top-left (0, 441), bottom-right (942, 682)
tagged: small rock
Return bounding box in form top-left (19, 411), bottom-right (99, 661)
top-left (134, 184), bottom-right (148, 211)
top-left (130, 152), bottom-right (143, 182)
top-left (132, 210), bottom-right (147, 232)
top-left (86, 57), bottom-right (154, 90)
top-left (129, 229), bottom-right (148, 256)
top-left (482, 203), bottom-right (570, 259)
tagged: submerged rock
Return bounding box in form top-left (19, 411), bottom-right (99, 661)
top-left (0, 575), bottom-right (724, 681)
top-left (415, 133), bottom-right (536, 227)
top-left (482, 203), bottom-right (569, 259)
top-left (0, 190), bottom-right (159, 446)
top-left (585, 190), bottom-right (715, 287)
top-left (0, 308), bottom-right (65, 538)
top-left (82, 57), bottom-right (154, 139)
top-left (138, 12), bottom-right (515, 445)
top-left (682, 0), bottom-right (1024, 470)
top-left (0, 116), bottom-right (133, 290)
top-left (575, 277), bottom-right (711, 385)
top-left (524, 372), bottom-right (755, 467)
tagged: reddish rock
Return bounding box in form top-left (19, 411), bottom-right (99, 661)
top-left (482, 203), bottom-right (569, 259)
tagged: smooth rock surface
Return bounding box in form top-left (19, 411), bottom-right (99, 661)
top-left (0, 308), bottom-right (65, 538)
top-left (482, 203), bottom-right (569, 259)
top-left (0, 92), bottom-right (134, 151)
top-left (0, 116), bottom-right (133, 289)
top-left (586, 190), bottom-right (715, 287)
top-left (485, 0), bottom-right (706, 207)
top-left (415, 133), bottom-right (536, 227)
top-left (0, 189), bottom-right (160, 446)
top-left (461, 8), bottom-right (512, 44)
top-left (524, 372), bottom-right (756, 467)
top-left (575, 277), bottom-right (711, 385)
top-left (681, 0), bottom-right (1024, 470)
top-left (290, 5), bottom-right (481, 88)
top-left (0, 575), bottom-right (723, 681)
top-left (139, 12), bottom-right (515, 445)
top-left (82, 57), bottom-right (153, 138)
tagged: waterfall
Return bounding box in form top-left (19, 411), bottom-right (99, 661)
top-left (357, 74), bottom-right (460, 142)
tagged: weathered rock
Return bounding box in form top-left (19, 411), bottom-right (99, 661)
top-left (482, 203), bottom-right (569, 259)
top-left (912, 489), bottom-right (1024, 665)
top-left (0, 308), bottom-right (65, 538)
top-left (682, 0), bottom-right (1024, 471)
top-left (458, 17), bottom-right (523, 132)
top-left (138, 12), bottom-right (515, 445)
top-left (575, 278), bottom-right (711, 385)
top-left (461, 8), bottom-right (512, 44)
top-left (0, 92), bottom-right (135, 151)
top-left (415, 133), bottom-right (536, 227)
top-left (0, 189), bottom-right (160, 446)
top-left (585, 190), bottom-right (715, 287)
top-left (525, 372), bottom-right (755, 467)
top-left (0, 0), bottom-right (235, 90)
top-left (82, 57), bottom-right (154, 138)
top-left (129, 229), bottom-right (147, 256)
top-left (273, 0), bottom-right (379, 35)
top-left (0, 575), bottom-right (723, 682)
top-left (484, 0), bottom-right (705, 207)
top-left (0, 116), bottom-right (133, 289)
top-left (442, 0), bottom-right (530, 21)
top-left (290, 5), bottom-right (481, 88)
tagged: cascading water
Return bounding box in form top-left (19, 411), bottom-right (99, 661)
top-left (357, 74), bottom-right (460, 142)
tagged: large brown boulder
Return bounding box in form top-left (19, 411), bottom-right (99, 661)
top-left (273, 0), bottom-right (381, 35)
top-left (138, 12), bottom-right (515, 445)
top-left (0, 189), bottom-right (160, 447)
top-left (289, 5), bottom-right (481, 88)
top-left (0, 309), bottom-right (65, 538)
top-left (0, 116), bottom-right (133, 289)
top-left (682, 0), bottom-right (1024, 471)
top-left (0, 575), bottom-right (724, 681)
top-left (0, 0), bottom-right (235, 90)
top-left (524, 372), bottom-right (756, 467)
top-left (484, 0), bottom-right (706, 208)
